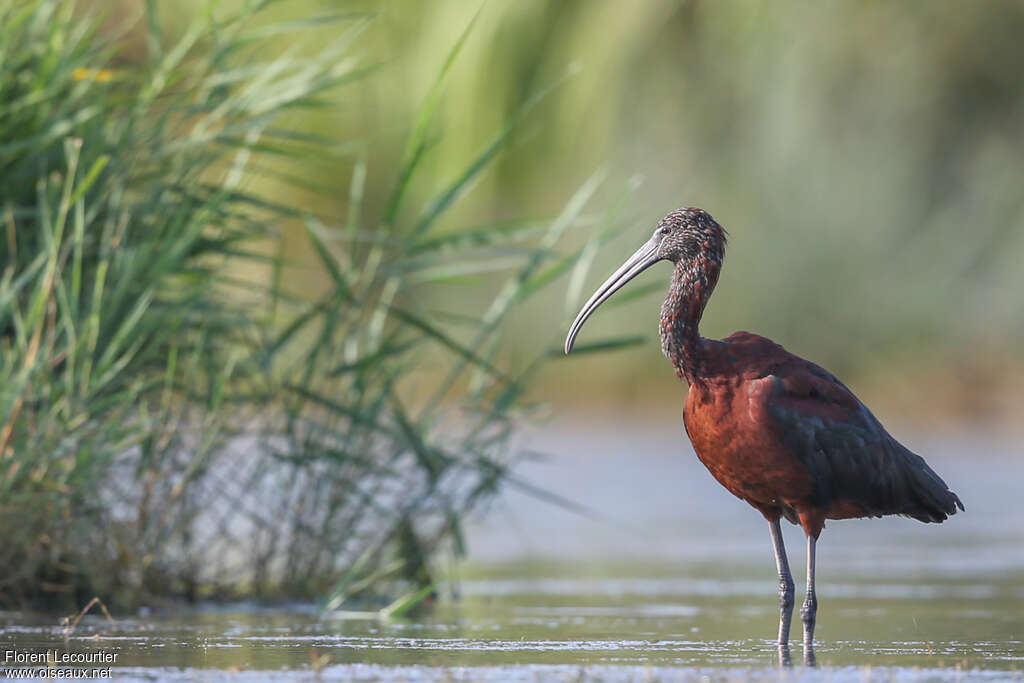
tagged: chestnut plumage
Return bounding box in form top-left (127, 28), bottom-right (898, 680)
top-left (565, 206), bottom-right (963, 658)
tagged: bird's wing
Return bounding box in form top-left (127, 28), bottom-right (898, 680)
top-left (761, 363), bottom-right (963, 522)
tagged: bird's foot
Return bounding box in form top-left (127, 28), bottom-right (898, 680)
top-left (776, 577), bottom-right (795, 641)
top-left (803, 640), bottom-right (817, 667)
top-left (800, 595), bottom-right (817, 660)
top-left (777, 641), bottom-right (792, 667)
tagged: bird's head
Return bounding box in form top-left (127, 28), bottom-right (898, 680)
top-left (564, 207), bottom-right (725, 354)
top-left (653, 207), bottom-right (726, 265)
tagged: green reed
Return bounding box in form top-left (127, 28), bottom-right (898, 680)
top-left (0, 0), bottom-right (633, 610)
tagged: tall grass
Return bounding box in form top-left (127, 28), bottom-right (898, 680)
top-left (0, 0), bottom-right (627, 609)
top-left (312, 1), bottom-right (1024, 414)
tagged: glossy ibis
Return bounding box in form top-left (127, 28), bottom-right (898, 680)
top-left (564, 207), bottom-right (963, 662)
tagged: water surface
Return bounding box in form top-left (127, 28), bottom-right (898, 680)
top-left (1, 421), bottom-right (1020, 681)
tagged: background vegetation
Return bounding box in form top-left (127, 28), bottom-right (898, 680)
top-left (0, 0), bottom-right (626, 609)
top-left (274, 0), bottom-right (1024, 422)
top-left (3, 0), bottom-right (1022, 610)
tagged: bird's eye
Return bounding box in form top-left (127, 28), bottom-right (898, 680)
top-left (659, 227), bottom-right (671, 236)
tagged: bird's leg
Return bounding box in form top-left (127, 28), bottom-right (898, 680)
top-left (777, 639), bottom-right (792, 668)
top-left (769, 519), bottom-right (795, 665)
top-left (801, 534), bottom-right (818, 665)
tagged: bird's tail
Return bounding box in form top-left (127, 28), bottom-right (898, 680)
top-left (900, 451), bottom-right (965, 523)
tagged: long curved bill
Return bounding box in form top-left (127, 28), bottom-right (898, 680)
top-left (564, 236), bottom-right (662, 354)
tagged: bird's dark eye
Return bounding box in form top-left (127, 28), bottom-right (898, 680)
top-left (659, 227), bottom-right (671, 235)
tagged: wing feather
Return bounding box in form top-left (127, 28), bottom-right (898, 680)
top-left (764, 364), bottom-right (963, 522)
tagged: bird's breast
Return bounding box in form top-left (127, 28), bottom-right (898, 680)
top-left (683, 378), bottom-right (816, 516)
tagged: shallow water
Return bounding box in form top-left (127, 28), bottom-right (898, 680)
top-left (2, 421), bottom-right (1021, 681)
top-left (3, 572), bottom-right (1022, 681)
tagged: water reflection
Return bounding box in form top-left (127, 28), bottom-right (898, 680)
top-left (0, 582), bottom-right (1021, 680)
top-left (777, 640), bottom-right (817, 668)
top-left (779, 640), bottom-right (791, 666)
top-left (0, 425), bottom-right (1020, 679)
top-left (776, 622), bottom-right (816, 667)
top-left (804, 640), bottom-right (817, 667)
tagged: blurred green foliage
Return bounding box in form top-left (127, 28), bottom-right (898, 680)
top-left (262, 0), bottom-right (1024, 415)
top-left (0, 0), bottom-right (628, 609)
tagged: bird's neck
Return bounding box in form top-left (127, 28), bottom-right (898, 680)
top-left (660, 258), bottom-right (719, 384)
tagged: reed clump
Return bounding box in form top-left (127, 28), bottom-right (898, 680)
top-left (0, 0), bottom-right (628, 610)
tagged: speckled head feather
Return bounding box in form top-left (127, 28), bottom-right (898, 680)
top-left (655, 207), bottom-right (727, 266)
